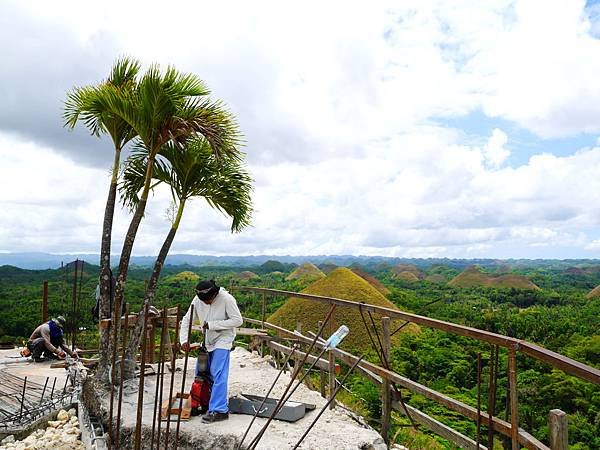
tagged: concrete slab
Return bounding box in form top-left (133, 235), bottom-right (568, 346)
top-left (105, 347), bottom-right (386, 449)
top-left (0, 348), bottom-right (69, 387)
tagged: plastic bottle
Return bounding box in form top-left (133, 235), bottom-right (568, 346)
top-left (325, 325), bottom-right (349, 350)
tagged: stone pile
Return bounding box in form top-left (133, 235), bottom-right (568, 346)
top-left (0, 409), bottom-right (84, 450)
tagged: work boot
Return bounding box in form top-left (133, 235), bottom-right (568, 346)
top-left (201, 411), bottom-right (229, 423)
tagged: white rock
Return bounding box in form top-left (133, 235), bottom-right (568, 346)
top-left (56, 409), bottom-right (69, 421)
top-left (67, 408), bottom-right (76, 417)
top-left (1, 435), bottom-right (15, 444)
top-left (69, 416), bottom-right (78, 424)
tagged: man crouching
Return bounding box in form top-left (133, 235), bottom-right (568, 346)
top-left (26, 316), bottom-right (78, 362)
top-left (180, 280), bottom-right (243, 423)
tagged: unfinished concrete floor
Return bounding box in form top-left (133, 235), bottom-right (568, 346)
top-left (108, 347), bottom-right (386, 450)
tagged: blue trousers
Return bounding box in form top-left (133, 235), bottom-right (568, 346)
top-left (197, 349), bottom-right (230, 413)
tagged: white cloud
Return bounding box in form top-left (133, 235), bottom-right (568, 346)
top-left (2, 1), bottom-right (600, 258)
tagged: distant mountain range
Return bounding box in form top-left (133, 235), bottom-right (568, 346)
top-left (2, 252), bottom-right (600, 270)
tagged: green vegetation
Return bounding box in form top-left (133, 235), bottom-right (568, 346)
top-left (1, 260), bottom-right (599, 448)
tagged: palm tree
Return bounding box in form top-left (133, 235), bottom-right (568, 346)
top-left (119, 137), bottom-right (252, 373)
top-left (63, 57), bottom-right (141, 375)
top-left (92, 64), bottom-right (242, 380)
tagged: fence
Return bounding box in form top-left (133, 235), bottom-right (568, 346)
top-left (231, 286), bottom-right (600, 450)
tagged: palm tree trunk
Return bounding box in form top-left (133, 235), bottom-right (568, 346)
top-left (96, 147), bottom-right (121, 382)
top-left (123, 200), bottom-right (185, 378)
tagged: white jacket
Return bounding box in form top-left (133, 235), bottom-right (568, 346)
top-left (179, 288), bottom-right (243, 352)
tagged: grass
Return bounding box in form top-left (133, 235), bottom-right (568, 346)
top-left (269, 268), bottom-right (419, 353)
top-left (395, 271), bottom-right (420, 282)
top-left (165, 270), bottom-right (199, 282)
top-left (351, 267), bottom-right (391, 296)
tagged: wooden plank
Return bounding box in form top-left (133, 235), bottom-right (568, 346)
top-left (161, 392), bottom-right (191, 421)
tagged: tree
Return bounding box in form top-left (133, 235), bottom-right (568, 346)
top-left (63, 57), bottom-right (141, 376)
top-left (119, 137), bottom-right (252, 373)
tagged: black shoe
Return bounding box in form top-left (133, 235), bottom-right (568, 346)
top-left (201, 411), bottom-right (229, 423)
top-left (33, 356), bottom-right (44, 363)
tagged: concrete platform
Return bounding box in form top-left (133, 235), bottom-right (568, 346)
top-left (104, 347), bottom-right (386, 450)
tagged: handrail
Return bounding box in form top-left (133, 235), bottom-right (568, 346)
top-left (232, 286), bottom-right (600, 386)
top-left (246, 317), bottom-right (548, 450)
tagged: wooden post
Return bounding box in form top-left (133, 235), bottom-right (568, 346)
top-left (548, 409), bottom-right (568, 450)
top-left (508, 347), bottom-right (519, 450)
top-left (42, 281), bottom-right (48, 323)
top-left (328, 350), bottom-right (336, 410)
top-left (318, 320), bottom-right (326, 398)
top-left (294, 322), bottom-right (303, 377)
top-left (381, 317), bottom-right (392, 444)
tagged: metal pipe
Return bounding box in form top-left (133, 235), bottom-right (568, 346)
top-left (236, 345), bottom-right (298, 450)
top-left (108, 286), bottom-right (121, 449)
top-left (71, 259), bottom-right (78, 351)
top-left (115, 303), bottom-right (129, 449)
top-left (292, 355), bottom-right (364, 449)
top-left (173, 304), bottom-right (188, 449)
top-left (247, 305), bottom-right (336, 450)
top-left (134, 301), bottom-right (150, 450)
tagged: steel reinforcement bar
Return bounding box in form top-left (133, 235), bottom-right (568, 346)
top-left (233, 286), bottom-right (600, 386)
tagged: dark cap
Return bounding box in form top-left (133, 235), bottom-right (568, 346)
top-left (195, 279), bottom-right (219, 301)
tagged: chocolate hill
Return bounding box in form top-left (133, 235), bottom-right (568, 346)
top-left (237, 271), bottom-right (260, 280)
top-left (269, 268), bottom-right (418, 352)
top-left (166, 271), bottom-right (199, 282)
top-left (395, 271), bottom-right (419, 282)
top-left (449, 266), bottom-right (540, 290)
top-left (391, 264), bottom-right (424, 279)
top-left (350, 267), bottom-right (391, 296)
top-left (586, 284), bottom-right (600, 299)
top-left (285, 262), bottom-right (326, 282)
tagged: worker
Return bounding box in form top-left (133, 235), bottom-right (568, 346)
top-left (27, 316), bottom-right (78, 362)
top-left (180, 279), bottom-right (243, 423)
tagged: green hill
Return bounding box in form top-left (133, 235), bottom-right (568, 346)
top-left (448, 266), bottom-right (540, 290)
top-left (269, 268), bottom-right (418, 352)
top-left (285, 262), bottom-right (325, 282)
top-left (166, 271), bottom-right (199, 283)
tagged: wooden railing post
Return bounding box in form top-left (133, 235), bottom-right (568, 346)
top-left (42, 281), bottom-right (48, 323)
top-left (294, 321), bottom-right (303, 378)
top-left (548, 409), bottom-right (568, 450)
top-left (508, 347), bottom-right (519, 450)
top-left (381, 316), bottom-right (392, 444)
top-left (318, 320), bottom-right (326, 398)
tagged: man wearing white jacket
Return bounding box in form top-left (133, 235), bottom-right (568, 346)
top-left (180, 279), bottom-right (243, 423)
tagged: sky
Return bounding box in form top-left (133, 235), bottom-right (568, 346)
top-left (2, 0), bottom-right (600, 259)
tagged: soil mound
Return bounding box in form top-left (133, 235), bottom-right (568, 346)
top-left (237, 271), bottom-right (260, 280)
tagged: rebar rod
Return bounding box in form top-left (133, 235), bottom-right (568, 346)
top-left (108, 290), bottom-right (121, 450)
top-left (115, 303), bottom-right (129, 450)
top-left (236, 345), bottom-right (298, 450)
top-left (151, 307), bottom-right (167, 450)
top-left (247, 305), bottom-right (336, 450)
top-left (134, 301), bottom-right (150, 450)
top-left (19, 377), bottom-right (26, 420)
top-left (172, 305), bottom-right (187, 450)
top-left (50, 377), bottom-right (56, 399)
top-left (156, 309), bottom-right (168, 450)
top-left (39, 377), bottom-right (49, 405)
top-left (71, 259), bottom-right (78, 350)
top-left (292, 355), bottom-right (364, 449)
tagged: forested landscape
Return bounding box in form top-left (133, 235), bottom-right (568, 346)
top-left (0, 258), bottom-right (598, 449)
